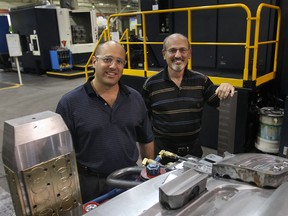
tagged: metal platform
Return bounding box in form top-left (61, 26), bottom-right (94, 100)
top-left (46, 69), bottom-right (94, 78)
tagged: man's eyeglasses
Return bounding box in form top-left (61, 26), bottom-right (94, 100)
top-left (165, 48), bottom-right (190, 55)
top-left (96, 55), bottom-right (127, 67)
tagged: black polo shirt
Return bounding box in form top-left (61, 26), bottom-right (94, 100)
top-left (56, 77), bottom-right (154, 174)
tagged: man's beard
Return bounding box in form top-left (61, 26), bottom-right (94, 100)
top-left (171, 58), bottom-right (185, 72)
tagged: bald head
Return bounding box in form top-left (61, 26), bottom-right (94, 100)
top-left (95, 40), bottom-right (126, 57)
top-left (162, 33), bottom-right (190, 51)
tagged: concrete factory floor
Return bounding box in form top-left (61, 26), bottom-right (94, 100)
top-left (0, 69), bottom-right (217, 196)
top-left (0, 69), bottom-right (86, 194)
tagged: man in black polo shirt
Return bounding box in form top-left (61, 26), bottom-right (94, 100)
top-left (56, 41), bottom-right (154, 203)
top-left (142, 33), bottom-right (234, 160)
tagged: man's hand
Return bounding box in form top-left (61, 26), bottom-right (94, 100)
top-left (215, 83), bottom-right (235, 100)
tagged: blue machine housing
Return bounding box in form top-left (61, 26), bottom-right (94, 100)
top-left (50, 49), bottom-right (72, 71)
top-left (0, 16), bottom-right (9, 55)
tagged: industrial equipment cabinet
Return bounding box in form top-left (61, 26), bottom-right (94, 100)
top-left (49, 49), bottom-right (72, 71)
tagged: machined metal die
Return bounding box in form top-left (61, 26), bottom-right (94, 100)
top-left (159, 169), bottom-right (208, 210)
top-left (212, 153), bottom-right (288, 188)
top-left (184, 154), bottom-right (223, 175)
top-left (2, 111), bottom-right (82, 215)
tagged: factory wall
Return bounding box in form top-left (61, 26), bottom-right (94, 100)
top-left (0, 15), bottom-right (10, 69)
top-left (140, 0), bottom-right (278, 76)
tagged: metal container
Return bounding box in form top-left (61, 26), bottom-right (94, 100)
top-left (255, 107), bottom-right (284, 153)
top-left (2, 111), bottom-right (82, 215)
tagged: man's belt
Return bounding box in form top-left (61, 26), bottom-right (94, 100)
top-left (77, 162), bottom-right (109, 178)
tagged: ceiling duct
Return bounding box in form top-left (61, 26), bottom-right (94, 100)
top-left (60, 0), bottom-right (79, 9)
top-left (9, 0), bottom-right (51, 11)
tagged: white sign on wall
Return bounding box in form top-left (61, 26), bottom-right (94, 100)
top-left (6, 34), bottom-right (22, 57)
top-left (5, 33), bottom-right (23, 85)
top-left (111, 32), bottom-right (120, 42)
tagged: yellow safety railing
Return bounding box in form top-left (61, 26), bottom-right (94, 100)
top-left (84, 29), bottom-right (108, 80)
top-left (252, 3), bottom-right (281, 87)
top-left (120, 28), bottom-right (131, 69)
top-left (85, 3), bottom-right (281, 88)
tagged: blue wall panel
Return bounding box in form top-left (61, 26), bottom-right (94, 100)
top-left (0, 16), bottom-right (9, 54)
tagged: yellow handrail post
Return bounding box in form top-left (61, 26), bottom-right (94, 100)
top-left (252, 9), bottom-right (261, 81)
top-left (187, 9), bottom-right (192, 70)
top-left (120, 28), bottom-right (131, 69)
top-left (253, 3), bottom-right (281, 85)
top-left (142, 13), bottom-right (148, 76)
top-left (273, 7), bottom-right (281, 75)
top-left (242, 4), bottom-right (252, 81)
top-left (84, 29), bottom-right (107, 81)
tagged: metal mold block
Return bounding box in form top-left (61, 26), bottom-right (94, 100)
top-left (2, 111), bottom-right (82, 215)
top-left (22, 153), bottom-right (81, 215)
top-left (159, 169), bottom-right (208, 209)
top-left (212, 153), bottom-right (288, 187)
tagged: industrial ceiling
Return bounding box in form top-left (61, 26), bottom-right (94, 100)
top-left (0, 0), bottom-right (140, 14)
